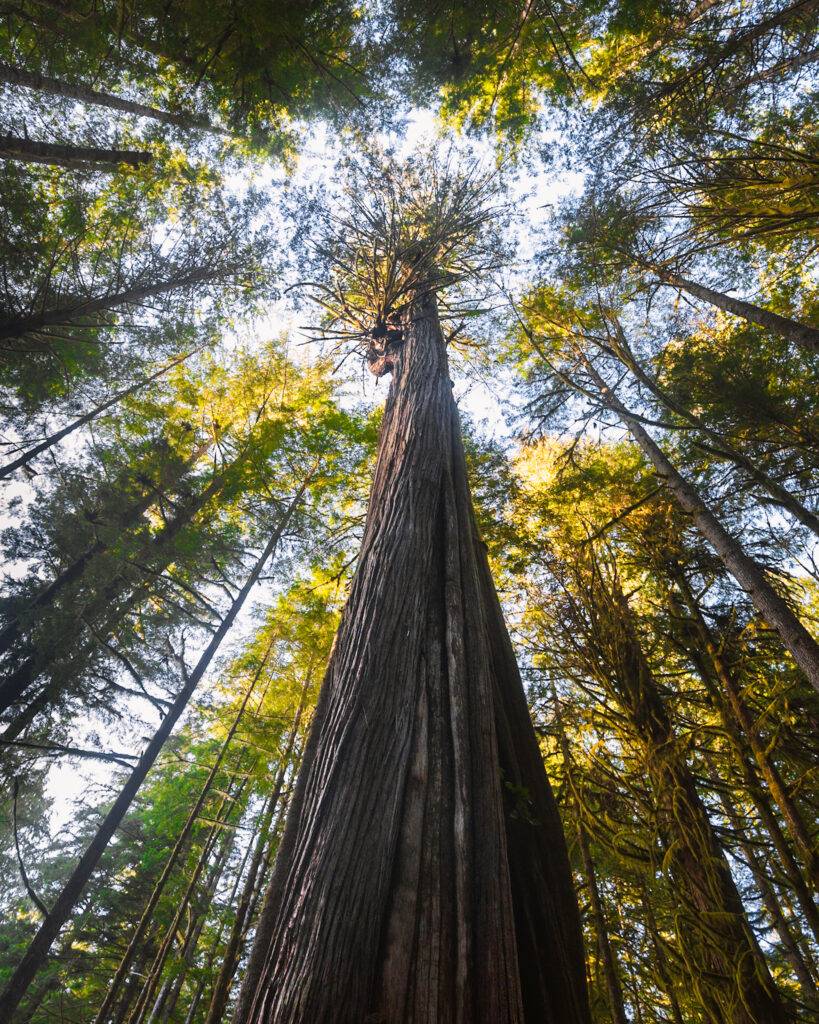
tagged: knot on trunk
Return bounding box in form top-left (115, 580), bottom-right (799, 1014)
top-left (366, 319), bottom-right (404, 377)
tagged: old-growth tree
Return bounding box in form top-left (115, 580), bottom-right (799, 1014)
top-left (235, 150), bottom-right (590, 1024)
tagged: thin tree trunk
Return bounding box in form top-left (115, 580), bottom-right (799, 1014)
top-left (718, 787), bottom-right (818, 1007)
top-left (111, 943), bottom-right (157, 1024)
top-left (134, 774), bottom-right (246, 1024)
top-left (188, 779), bottom-right (278, 1024)
top-left (607, 315), bottom-right (819, 537)
top-left (93, 642), bottom-right (275, 1024)
top-left (176, 793), bottom-right (264, 1024)
top-left (0, 438), bottom-right (209, 663)
top-left (160, 803), bottom-right (246, 1024)
top-left (141, 796), bottom-right (241, 1024)
top-left (0, 265), bottom-right (228, 343)
top-left (226, 777), bottom-right (295, 1024)
top-left (669, 570), bottom-right (819, 887)
top-left (182, 978), bottom-right (208, 1024)
top-left (0, 488), bottom-right (303, 1022)
top-left (0, 348), bottom-right (199, 481)
top-left (234, 289), bottom-right (590, 1024)
top-left (228, 782), bottom-right (294, 1022)
top-left (240, 782), bottom-right (293, 946)
top-left (654, 0), bottom-right (819, 98)
top-left (0, 134), bottom-right (152, 170)
top-left (128, 767), bottom-right (251, 1023)
top-left (583, 358), bottom-right (819, 692)
top-left (576, 823), bottom-right (628, 1024)
top-left (663, 591), bottom-right (819, 946)
top-left (553, 701), bottom-right (628, 1024)
top-left (659, 270), bottom-right (819, 355)
top-left (730, 749), bottom-right (819, 945)
top-left (203, 672), bottom-right (310, 1024)
top-left (0, 456), bottom-right (229, 716)
top-left (0, 63), bottom-right (228, 135)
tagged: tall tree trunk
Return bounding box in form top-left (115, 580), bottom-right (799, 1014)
top-left (111, 943), bottom-right (157, 1024)
top-left (658, 270), bottom-right (819, 355)
top-left (0, 265), bottom-right (229, 343)
top-left (553, 700), bottom-right (628, 1024)
top-left (582, 358), bottom-right (819, 693)
top-left (137, 787), bottom-right (242, 1024)
top-left (0, 134), bottom-right (152, 170)
top-left (575, 823), bottom-right (628, 1024)
top-left (234, 289), bottom-right (590, 1024)
top-left (13, 975), bottom-right (60, 1024)
top-left (241, 782), bottom-right (293, 945)
top-left (0, 63), bottom-right (227, 134)
top-left (0, 489), bottom-right (302, 1022)
top-left (0, 347), bottom-right (199, 481)
top-left (203, 673), bottom-right (310, 1024)
top-left (180, 822), bottom-right (259, 1024)
top-left (584, 568), bottom-right (789, 1024)
top-left (639, 885), bottom-right (684, 1024)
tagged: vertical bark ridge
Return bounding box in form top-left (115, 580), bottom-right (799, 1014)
top-left (237, 291), bottom-right (590, 1023)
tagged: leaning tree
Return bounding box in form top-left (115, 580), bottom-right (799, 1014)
top-left (234, 150), bottom-right (591, 1023)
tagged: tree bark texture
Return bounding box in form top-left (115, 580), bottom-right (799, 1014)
top-left (236, 290), bottom-right (590, 1024)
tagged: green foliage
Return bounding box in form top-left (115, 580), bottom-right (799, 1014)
top-left (1, 2), bottom-right (818, 1022)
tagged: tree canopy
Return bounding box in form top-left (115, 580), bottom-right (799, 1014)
top-left (0, 2), bottom-right (817, 1022)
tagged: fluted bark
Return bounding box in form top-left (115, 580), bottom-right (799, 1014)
top-left (235, 289), bottom-right (590, 1024)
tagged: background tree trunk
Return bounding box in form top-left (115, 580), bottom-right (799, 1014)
top-left (0, 134), bottom-right (152, 170)
top-left (659, 270), bottom-right (819, 354)
top-left (203, 674), bottom-right (309, 1024)
top-left (583, 360), bottom-right (819, 692)
top-left (0, 265), bottom-right (224, 343)
top-left (0, 347), bottom-right (198, 481)
top-left (589, 573), bottom-right (789, 1024)
top-left (0, 63), bottom-right (226, 134)
top-left (235, 289), bottom-right (590, 1024)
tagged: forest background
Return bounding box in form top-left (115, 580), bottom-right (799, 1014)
top-left (0, 1), bottom-right (817, 1023)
